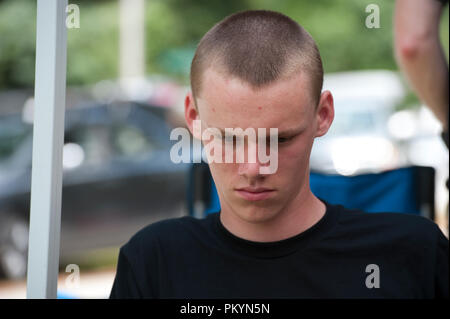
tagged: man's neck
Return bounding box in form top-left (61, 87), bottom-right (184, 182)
top-left (219, 188), bottom-right (326, 243)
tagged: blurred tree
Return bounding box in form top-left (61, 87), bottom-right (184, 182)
top-left (0, 0), bottom-right (119, 88)
top-left (66, 0), bottom-right (118, 85)
top-left (0, 0), bottom-right (36, 88)
top-left (0, 0), bottom-right (447, 89)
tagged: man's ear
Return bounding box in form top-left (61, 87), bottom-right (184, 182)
top-left (314, 90), bottom-right (334, 138)
top-left (184, 92), bottom-right (201, 138)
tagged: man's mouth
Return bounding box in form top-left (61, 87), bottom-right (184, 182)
top-left (234, 187), bottom-right (275, 201)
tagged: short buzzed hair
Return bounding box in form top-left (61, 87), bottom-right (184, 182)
top-left (190, 10), bottom-right (324, 105)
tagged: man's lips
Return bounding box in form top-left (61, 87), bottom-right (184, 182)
top-left (234, 187), bottom-right (275, 201)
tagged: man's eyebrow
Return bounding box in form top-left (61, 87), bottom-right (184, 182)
top-left (277, 126), bottom-right (305, 136)
top-left (210, 126), bottom-right (305, 137)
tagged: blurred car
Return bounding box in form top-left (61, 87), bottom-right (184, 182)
top-left (310, 70), bottom-right (408, 175)
top-left (0, 102), bottom-right (190, 279)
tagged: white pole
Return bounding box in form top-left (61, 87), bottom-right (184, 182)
top-left (26, 0), bottom-right (68, 299)
top-left (119, 0), bottom-right (145, 80)
top-left (119, 0), bottom-right (146, 99)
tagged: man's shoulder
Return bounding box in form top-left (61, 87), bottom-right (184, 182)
top-left (334, 204), bottom-right (445, 244)
top-left (120, 214), bottom-right (216, 257)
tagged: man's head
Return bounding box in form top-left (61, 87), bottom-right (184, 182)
top-left (190, 10), bottom-right (324, 106)
top-left (185, 10), bottom-right (334, 224)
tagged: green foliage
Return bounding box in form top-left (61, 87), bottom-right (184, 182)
top-left (66, 1), bottom-right (118, 85)
top-left (0, 0), bottom-right (448, 89)
top-left (0, 0), bottom-right (36, 88)
top-left (0, 0), bottom-right (119, 88)
top-left (144, 0), bottom-right (248, 81)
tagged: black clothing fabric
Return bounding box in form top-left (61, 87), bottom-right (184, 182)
top-left (443, 130), bottom-right (449, 189)
top-left (110, 202), bottom-right (449, 299)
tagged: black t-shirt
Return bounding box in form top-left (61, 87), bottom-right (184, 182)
top-left (110, 201), bottom-right (449, 299)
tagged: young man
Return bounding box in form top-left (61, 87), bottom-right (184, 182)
top-left (110, 10), bottom-right (448, 298)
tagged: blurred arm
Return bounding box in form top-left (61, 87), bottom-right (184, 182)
top-left (394, 0), bottom-right (449, 130)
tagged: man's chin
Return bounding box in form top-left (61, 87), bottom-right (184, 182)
top-left (232, 205), bottom-right (281, 224)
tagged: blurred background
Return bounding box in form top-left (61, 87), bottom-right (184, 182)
top-left (0, 0), bottom-right (448, 298)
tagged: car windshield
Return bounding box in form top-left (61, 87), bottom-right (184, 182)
top-left (328, 111), bottom-right (376, 136)
top-left (327, 99), bottom-right (393, 136)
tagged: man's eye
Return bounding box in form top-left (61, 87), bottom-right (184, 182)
top-left (278, 136), bottom-right (292, 144)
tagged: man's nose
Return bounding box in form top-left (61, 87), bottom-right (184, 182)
top-left (237, 152), bottom-right (271, 180)
top-left (235, 140), bottom-right (271, 179)
top-left (237, 161), bottom-right (262, 179)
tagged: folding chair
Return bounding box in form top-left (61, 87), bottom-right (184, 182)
top-left (187, 162), bottom-right (435, 221)
top-left (187, 162), bottom-right (220, 218)
top-left (309, 166), bottom-right (435, 219)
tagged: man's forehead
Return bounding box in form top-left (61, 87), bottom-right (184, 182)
top-left (194, 67), bottom-right (314, 133)
top-left (198, 67), bottom-right (312, 105)
top-left (202, 121), bottom-right (307, 137)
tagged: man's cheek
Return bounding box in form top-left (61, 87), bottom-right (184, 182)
top-left (285, 142), bottom-right (311, 162)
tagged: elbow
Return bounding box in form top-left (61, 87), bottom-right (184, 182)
top-left (395, 26), bottom-right (438, 63)
top-left (395, 37), bottom-right (424, 61)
